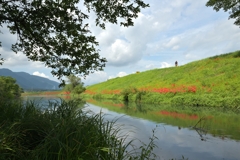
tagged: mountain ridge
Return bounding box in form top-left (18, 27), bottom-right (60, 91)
top-left (0, 68), bottom-right (60, 91)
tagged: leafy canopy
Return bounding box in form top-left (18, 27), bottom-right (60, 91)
top-left (0, 0), bottom-right (149, 85)
top-left (64, 74), bottom-right (86, 94)
top-left (0, 76), bottom-right (22, 102)
top-left (206, 0), bottom-right (240, 27)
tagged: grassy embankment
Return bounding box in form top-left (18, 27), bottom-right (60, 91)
top-left (83, 50), bottom-right (240, 108)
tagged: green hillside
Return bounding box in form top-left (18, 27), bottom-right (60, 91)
top-left (84, 50), bottom-right (240, 108)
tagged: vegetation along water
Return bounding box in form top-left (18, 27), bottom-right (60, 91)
top-left (1, 1), bottom-right (240, 159)
top-left (2, 50), bottom-right (240, 160)
top-left (85, 98), bottom-right (240, 160)
top-left (0, 77), bottom-right (159, 160)
top-left (83, 50), bottom-right (240, 109)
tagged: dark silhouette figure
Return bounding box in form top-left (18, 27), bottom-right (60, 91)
top-left (175, 61), bottom-right (178, 67)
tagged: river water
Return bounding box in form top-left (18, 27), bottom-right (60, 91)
top-left (24, 96), bottom-right (240, 160)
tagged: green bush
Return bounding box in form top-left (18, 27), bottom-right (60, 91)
top-left (0, 76), bottom-right (22, 103)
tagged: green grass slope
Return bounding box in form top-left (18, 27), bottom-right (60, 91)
top-left (84, 50), bottom-right (240, 108)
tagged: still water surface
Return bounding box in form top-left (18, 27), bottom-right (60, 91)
top-left (24, 96), bottom-right (240, 160)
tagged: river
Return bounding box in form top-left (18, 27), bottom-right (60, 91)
top-left (24, 96), bottom-right (240, 160)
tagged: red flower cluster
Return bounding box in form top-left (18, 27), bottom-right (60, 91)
top-left (152, 85), bottom-right (197, 94)
top-left (188, 86), bottom-right (197, 93)
top-left (62, 91), bottom-right (70, 95)
top-left (84, 90), bottom-right (96, 95)
top-left (84, 84), bottom-right (216, 96)
top-left (101, 90), bottom-right (121, 94)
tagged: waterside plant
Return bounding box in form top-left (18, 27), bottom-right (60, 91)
top-left (0, 99), bottom-right (158, 160)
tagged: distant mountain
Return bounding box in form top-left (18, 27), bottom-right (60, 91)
top-left (0, 68), bottom-right (60, 91)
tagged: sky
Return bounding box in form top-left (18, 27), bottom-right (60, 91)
top-left (1, 0), bottom-right (240, 86)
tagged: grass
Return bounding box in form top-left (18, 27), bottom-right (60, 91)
top-left (0, 98), bottom-right (159, 160)
top-left (83, 50), bottom-right (240, 108)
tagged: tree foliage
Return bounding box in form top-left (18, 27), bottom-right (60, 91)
top-left (0, 0), bottom-right (149, 84)
top-left (64, 74), bottom-right (85, 94)
top-left (0, 76), bottom-right (22, 102)
top-left (206, 0), bottom-right (240, 27)
top-left (67, 74), bottom-right (82, 88)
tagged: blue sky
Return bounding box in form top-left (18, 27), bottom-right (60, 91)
top-left (1, 0), bottom-right (240, 86)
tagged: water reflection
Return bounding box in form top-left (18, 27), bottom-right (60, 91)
top-left (85, 99), bottom-right (240, 160)
top-left (22, 96), bottom-right (240, 160)
top-left (87, 99), bottom-right (240, 141)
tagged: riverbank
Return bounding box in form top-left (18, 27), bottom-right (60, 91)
top-left (21, 90), bottom-right (67, 96)
top-left (83, 50), bottom-right (240, 108)
top-left (83, 91), bottom-right (240, 108)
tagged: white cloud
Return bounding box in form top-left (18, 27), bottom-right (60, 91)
top-left (117, 72), bottom-right (128, 77)
top-left (145, 61), bottom-right (171, 70)
top-left (96, 24), bottom-right (121, 46)
top-left (1, 1), bottom-right (240, 85)
top-left (145, 64), bottom-right (155, 69)
top-left (33, 71), bottom-right (49, 78)
top-left (0, 25), bottom-right (17, 51)
top-left (0, 48), bottom-right (29, 66)
top-left (105, 38), bottom-right (145, 66)
top-left (161, 62), bottom-right (172, 68)
top-left (83, 71), bottom-right (108, 86)
top-left (98, 11), bottom-right (164, 67)
top-left (108, 71), bottom-right (128, 80)
top-left (163, 37), bottom-right (180, 49)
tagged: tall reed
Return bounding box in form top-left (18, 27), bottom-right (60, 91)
top-left (0, 99), bottom-right (157, 160)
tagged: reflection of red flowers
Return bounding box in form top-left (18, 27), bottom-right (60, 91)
top-left (157, 110), bottom-right (198, 120)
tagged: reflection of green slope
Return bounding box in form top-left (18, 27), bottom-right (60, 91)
top-left (87, 99), bottom-right (240, 141)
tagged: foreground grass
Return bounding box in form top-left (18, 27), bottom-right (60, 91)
top-left (83, 50), bottom-right (240, 108)
top-left (0, 99), bottom-right (158, 160)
